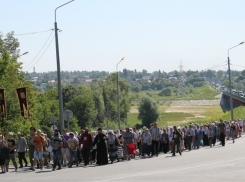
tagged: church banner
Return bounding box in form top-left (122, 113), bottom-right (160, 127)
top-left (0, 89), bottom-right (7, 119)
top-left (16, 87), bottom-right (30, 117)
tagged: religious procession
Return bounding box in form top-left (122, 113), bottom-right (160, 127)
top-left (0, 119), bottom-right (244, 173)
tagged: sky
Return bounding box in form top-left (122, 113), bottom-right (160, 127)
top-left (1, 0), bottom-right (245, 73)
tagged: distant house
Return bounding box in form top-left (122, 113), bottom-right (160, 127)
top-left (81, 76), bottom-right (93, 83)
top-left (48, 79), bottom-right (56, 83)
top-left (32, 77), bottom-right (38, 81)
top-left (85, 79), bottom-right (93, 83)
top-left (168, 77), bottom-right (178, 82)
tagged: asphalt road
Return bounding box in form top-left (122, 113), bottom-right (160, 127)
top-left (1, 137), bottom-right (245, 182)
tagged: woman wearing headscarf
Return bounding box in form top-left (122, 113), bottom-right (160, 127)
top-left (178, 127), bottom-right (185, 152)
top-left (116, 129), bottom-right (121, 137)
top-left (107, 130), bottom-right (119, 164)
top-left (161, 129), bottom-right (169, 154)
top-left (122, 127), bottom-right (135, 160)
top-left (230, 122), bottom-right (236, 143)
top-left (141, 128), bottom-right (151, 157)
top-left (93, 128), bottom-right (108, 165)
top-left (117, 131), bottom-right (124, 161)
top-left (137, 130), bottom-right (142, 156)
top-left (0, 135), bottom-right (8, 173)
top-left (168, 127), bottom-right (174, 153)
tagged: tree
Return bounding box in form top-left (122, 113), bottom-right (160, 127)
top-left (0, 31), bottom-right (20, 57)
top-left (65, 85), bottom-right (96, 128)
top-left (142, 69), bottom-right (148, 76)
top-left (99, 73), bottom-right (131, 122)
top-left (131, 83), bottom-right (142, 93)
top-left (159, 87), bottom-right (172, 96)
top-left (90, 83), bottom-right (105, 126)
top-left (138, 96), bottom-right (160, 127)
top-left (62, 84), bottom-right (81, 105)
top-left (0, 51), bottom-right (39, 134)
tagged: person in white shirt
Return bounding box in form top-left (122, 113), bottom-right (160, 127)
top-left (203, 125), bottom-right (209, 146)
top-left (168, 127), bottom-right (173, 153)
top-left (185, 125), bottom-right (195, 151)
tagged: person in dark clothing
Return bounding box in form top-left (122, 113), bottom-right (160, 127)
top-left (79, 127), bottom-right (92, 166)
top-left (51, 129), bottom-right (63, 171)
top-left (161, 129), bottom-right (169, 154)
top-left (172, 126), bottom-right (182, 156)
top-left (6, 132), bottom-right (18, 171)
top-left (93, 128), bottom-right (108, 165)
top-left (218, 119), bottom-right (226, 146)
top-left (0, 135), bottom-right (8, 173)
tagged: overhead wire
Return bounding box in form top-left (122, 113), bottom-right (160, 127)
top-left (25, 35), bottom-right (55, 72)
top-left (230, 64), bottom-right (245, 68)
top-left (201, 62), bottom-right (227, 71)
top-left (15, 29), bottom-right (53, 36)
top-left (23, 30), bottom-right (54, 70)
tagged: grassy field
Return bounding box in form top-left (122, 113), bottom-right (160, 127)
top-left (130, 85), bottom-right (219, 103)
top-left (127, 105), bottom-right (245, 128)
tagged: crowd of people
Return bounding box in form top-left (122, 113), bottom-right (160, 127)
top-left (0, 118), bottom-right (244, 173)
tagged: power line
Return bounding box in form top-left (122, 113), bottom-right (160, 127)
top-left (230, 64), bottom-right (245, 68)
top-left (24, 30), bottom-right (54, 70)
top-left (202, 62), bottom-right (227, 71)
top-left (25, 35), bottom-right (55, 72)
top-left (15, 29), bottom-right (53, 36)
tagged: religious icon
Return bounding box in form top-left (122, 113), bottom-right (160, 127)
top-left (68, 141), bottom-right (75, 150)
top-left (20, 92), bottom-right (26, 99)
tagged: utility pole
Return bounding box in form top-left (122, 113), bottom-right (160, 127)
top-left (227, 41), bottom-right (244, 121)
top-left (54, 0), bottom-right (74, 131)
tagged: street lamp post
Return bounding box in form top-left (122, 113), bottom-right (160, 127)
top-left (18, 51), bottom-right (29, 58)
top-left (227, 41), bottom-right (244, 121)
top-left (116, 57), bottom-right (125, 130)
top-left (54, 0), bottom-right (74, 131)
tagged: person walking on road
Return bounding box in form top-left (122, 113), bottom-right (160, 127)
top-left (107, 130), bottom-right (119, 164)
top-left (207, 126), bottom-right (214, 148)
top-left (230, 122), bottom-right (237, 143)
top-left (79, 127), bottom-right (92, 166)
top-left (67, 132), bottom-right (78, 168)
top-left (27, 127), bottom-right (36, 171)
top-left (93, 128), bottom-right (108, 165)
top-left (122, 127), bottom-right (134, 160)
top-left (6, 132), bottom-right (18, 171)
top-left (218, 119), bottom-right (226, 146)
top-left (51, 129), bottom-right (63, 171)
top-left (161, 129), bottom-right (169, 154)
top-left (61, 129), bottom-right (69, 167)
top-left (0, 135), bottom-right (8, 173)
top-left (32, 129), bottom-right (45, 170)
top-left (16, 132), bottom-right (28, 168)
top-left (149, 122), bottom-right (160, 157)
top-left (226, 121), bottom-right (231, 140)
top-left (141, 128), bottom-right (152, 157)
top-left (185, 125), bottom-right (195, 151)
top-left (172, 126), bottom-right (182, 156)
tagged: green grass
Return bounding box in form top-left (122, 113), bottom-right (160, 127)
top-left (127, 105), bottom-right (245, 129)
top-left (130, 85), bottom-right (219, 103)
